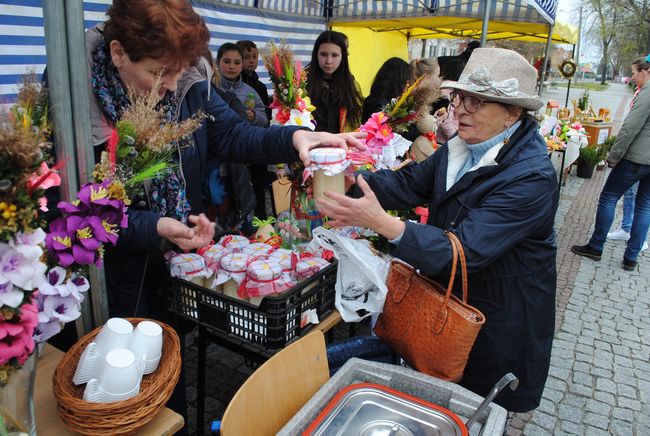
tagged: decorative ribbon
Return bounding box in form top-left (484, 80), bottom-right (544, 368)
top-left (252, 216), bottom-right (276, 229)
top-left (197, 240), bottom-right (217, 257)
top-left (458, 66), bottom-right (521, 97)
top-left (424, 132), bottom-right (438, 150)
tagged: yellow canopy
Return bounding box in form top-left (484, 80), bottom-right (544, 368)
top-left (334, 18), bottom-right (577, 96)
top-left (333, 17), bottom-right (578, 45)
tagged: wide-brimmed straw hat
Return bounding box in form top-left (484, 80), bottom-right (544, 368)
top-left (441, 48), bottom-right (543, 111)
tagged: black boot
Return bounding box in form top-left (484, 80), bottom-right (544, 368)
top-left (571, 244), bottom-right (602, 261)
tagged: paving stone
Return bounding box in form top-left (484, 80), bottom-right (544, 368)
top-left (617, 396), bottom-right (642, 411)
top-left (572, 371), bottom-right (592, 387)
top-left (589, 367), bottom-right (612, 379)
top-left (616, 383), bottom-right (638, 399)
top-left (584, 412), bottom-right (610, 430)
top-left (595, 377), bottom-right (617, 394)
top-left (594, 391), bottom-right (616, 404)
top-left (542, 388), bottom-right (563, 404)
top-left (523, 423), bottom-right (549, 436)
top-left (583, 426), bottom-right (610, 436)
top-left (610, 420), bottom-right (634, 436)
top-left (612, 407), bottom-right (635, 422)
top-left (585, 399), bottom-right (612, 416)
top-left (568, 383), bottom-right (593, 397)
top-left (560, 420), bottom-right (585, 436)
top-left (558, 406), bottom-right (583, 423)
top-left (530, 411), bottom-right (556, 431)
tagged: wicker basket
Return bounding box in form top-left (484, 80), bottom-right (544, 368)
top-left (53, 318), bottom-right (181, 435)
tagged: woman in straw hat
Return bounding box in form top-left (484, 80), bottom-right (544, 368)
top-left (318, 48), bottom-right (558, 412)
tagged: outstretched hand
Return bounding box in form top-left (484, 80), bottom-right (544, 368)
top-left (157, 214), bottom-right (215, 251)
top-left (315, 174), bottom-right (405, 240)
top-left (292, 130), bottom-right (367, 167)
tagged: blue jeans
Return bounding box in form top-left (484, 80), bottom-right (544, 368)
top-left (589, 160), bottom-right (650, 261)
top-left (621, 182), bottom-right (639, 232)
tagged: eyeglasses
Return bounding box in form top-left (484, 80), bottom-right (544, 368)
top-left (449, 91), bottom-right (486, 114)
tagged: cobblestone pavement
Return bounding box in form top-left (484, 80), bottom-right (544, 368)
top-left (507, 168), bottom-right (650, 435)
top-left (180, 85), bottom-right (650, 436)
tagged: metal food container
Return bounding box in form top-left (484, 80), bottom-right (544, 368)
top-left (280, 358), bottom-right (508, 436)
top-left (304, 383), bottom-right (467, 436)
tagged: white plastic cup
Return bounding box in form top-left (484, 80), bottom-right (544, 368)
top-left (99, 348), bottom-right (141, 395)
top-left (94, 318), bottom-right (134, 358)
top-left (131, 321), bottom-right (163, 373)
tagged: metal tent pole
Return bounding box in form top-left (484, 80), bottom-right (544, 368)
top-left (44, 0), bottom-right (109, 332)
top-left (65, 0), bottom-right (110, 326)
top-left (538, 22), bottom-right (554, 99)
top-left (480, 0), bottom-right (491, 47)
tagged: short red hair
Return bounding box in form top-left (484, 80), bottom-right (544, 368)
top-left (104, 0), bottom-right (209, 67)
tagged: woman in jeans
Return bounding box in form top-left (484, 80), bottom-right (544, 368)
top-left (572, 57), bottom-right (650, 270)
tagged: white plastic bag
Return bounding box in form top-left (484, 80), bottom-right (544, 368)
top-left (311, 227), bottom-right (389, 322)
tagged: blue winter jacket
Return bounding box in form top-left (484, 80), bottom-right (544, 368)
top-left (363, 117), bottom-right (558, 412)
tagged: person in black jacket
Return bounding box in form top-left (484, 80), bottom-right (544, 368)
top-left (318, 48), bottom-right (557, 413)
top-left (362, 57), bottom-right (413, 122)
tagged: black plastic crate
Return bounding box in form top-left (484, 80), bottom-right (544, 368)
top-left (167, 260), bottom-right (337, 350)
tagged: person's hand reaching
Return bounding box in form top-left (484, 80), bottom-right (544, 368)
top-left (157, 214), bottom-right (215, 251)
top-left (292, 130), bottom-right (367, 167)
top-left (316, 175), bottom-right (404, 240)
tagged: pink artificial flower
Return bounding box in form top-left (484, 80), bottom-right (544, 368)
top-left (27, 161), bottom-right (61, 192)
top-left (0, 298), bottom-right (38, 365)
top-left (38, 197), bottom-right (48, 212)
top-left (296, 97), bottom-right (306, 112)
top-left (275, 108), bottom-right (291, 124)
top-left (359, 111), bottom-right (394, 152)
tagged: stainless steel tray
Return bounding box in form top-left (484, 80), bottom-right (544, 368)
top-left (307, 383), bottom-right (466, 436)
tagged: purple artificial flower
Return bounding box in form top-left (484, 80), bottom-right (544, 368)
top-left (33, 320), bottom-right (62, 343)
top-left (0, 281), bottom-right (24, 308)
top-left (61, 275), bottom-right (89, 303)
top-left (10, 228), bottom-right (46, 260)
top-left (42, 294), bottom-right (81, 324)
top-left (0, 244), bottom-right (45, 291)
top-left (45, 218), bottom-right (76, 267)
top-left (37, 266), bottom-right (67, 296)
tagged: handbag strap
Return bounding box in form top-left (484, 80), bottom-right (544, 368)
top-left (444, 231), bottom-right (469, 303)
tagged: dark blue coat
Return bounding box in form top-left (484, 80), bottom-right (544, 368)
top-left (365, 117), bottom-right (558, 412)
top-left (119, 80), bottom-right (300, 253)
top-left (105, 79), bottom-right (301, 317)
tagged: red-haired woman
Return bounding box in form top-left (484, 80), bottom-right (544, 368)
top-left (62, 0), bottom-right (363, 428)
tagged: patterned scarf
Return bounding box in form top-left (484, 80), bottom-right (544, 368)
top-left (91, 39), bottom-right (191, 223)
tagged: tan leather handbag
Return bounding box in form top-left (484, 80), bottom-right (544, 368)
top-left (374, 231), bottom-right (485, 382)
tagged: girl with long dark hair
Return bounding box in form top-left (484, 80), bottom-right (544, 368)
top-left (306, 30), bottom-right (363, 133)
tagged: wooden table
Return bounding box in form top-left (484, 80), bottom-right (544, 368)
top-left (35, 345), bottom-right (185, 435)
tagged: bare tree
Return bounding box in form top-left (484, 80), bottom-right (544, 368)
top-left (582, 0), bottom-right (625, 84)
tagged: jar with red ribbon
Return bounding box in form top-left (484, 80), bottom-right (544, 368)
top-left (214, 252), bottom-right (250, 300)
top-left (304, 148), bottom-right (352, 203)
top-left (295, 257), bottom-right (331, 281)
top-left (169, 253), bottom-right (209, 285)
top-left (238, 259), bottom-right (296, 304)
top-left (218, 234), bottom-right (250, 253)
top-left (198, 244), bottom-right (227, 288)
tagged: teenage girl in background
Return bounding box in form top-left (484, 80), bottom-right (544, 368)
top-left (306, 30), bottom-right (363, 133)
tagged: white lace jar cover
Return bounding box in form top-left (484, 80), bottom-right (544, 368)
top-left (303, 148), bottom-right (351, 202)
top-left (242, 242), bottom-right (275, 260)
top-left (295, 257), bottom-right (331, 281)
top-left (239, 259), bottom-right (296, 298)
top-left (198, 244), bottom-right (228, 274)
top-left (218, 234), bottom-right (250, 253)
top-left (169, 253), bottom-right (209, 282)
top-left (268, 248), bottom-right (296, 281)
